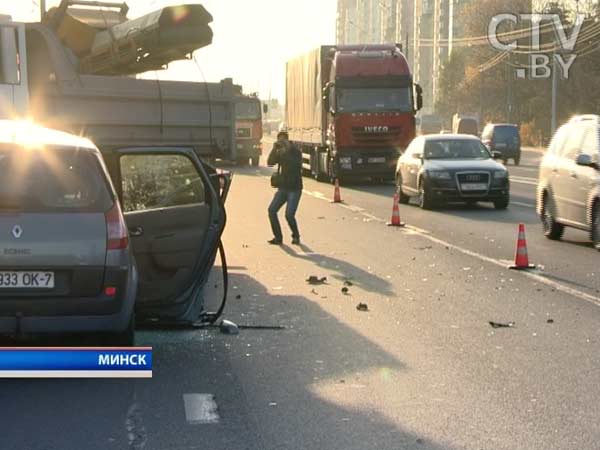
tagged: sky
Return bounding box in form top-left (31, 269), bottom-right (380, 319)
top-left (4, 0), bottom-right (337, 101)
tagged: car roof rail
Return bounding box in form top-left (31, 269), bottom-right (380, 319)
top-left (570, 114), bottom-right (599, 123)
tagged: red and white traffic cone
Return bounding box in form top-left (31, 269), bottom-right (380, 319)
top-left (387, 192), bottom-right (405, 227)
top-left (332, 178), bottom-right (342, 203)
top-left (509, 223), bottom-right (536, 270)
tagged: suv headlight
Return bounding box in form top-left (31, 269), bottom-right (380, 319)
top-left (427, 170), bottom-right (451, 180)
top-left (494, 170), bottom-right (508, 179)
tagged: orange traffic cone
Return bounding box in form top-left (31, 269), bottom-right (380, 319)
top-left (509, 223), bottom-right (536, 270)
top-left (387, 192), bottom-right (405, 227)
top-left (332, 178), bottom-right (342, 203)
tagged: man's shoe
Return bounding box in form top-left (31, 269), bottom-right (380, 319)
top-left (268, 238), bottom-right (283, 245)
top-left (291, 238), bottom-right (301, 246)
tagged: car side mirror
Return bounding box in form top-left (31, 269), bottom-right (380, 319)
top-left (415, 84), bottom-right (423, 111)
top-left (492, 151), bottom-right (502, 160)
top-left (263, 104), bottom-right (269, 114)
top-left (576, 153), bottom-right (597, 169)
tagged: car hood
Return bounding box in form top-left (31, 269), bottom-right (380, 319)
top-left (423, 159), bottom-right (505, 172)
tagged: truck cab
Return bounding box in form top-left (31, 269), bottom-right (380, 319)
top-left (0, 17), bottom-right (29, 119)
top-left (322, 45), bottom-right (421, 181)
top-left (234, 93), bottom-right (264, 166)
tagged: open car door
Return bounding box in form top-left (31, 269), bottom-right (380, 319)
top-left (102, 147), bottom-right (230, 324)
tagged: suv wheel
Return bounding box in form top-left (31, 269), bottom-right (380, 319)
top-left (591, 201), bottom-right (600, 250)
top-left (104, 313), bottom-right (135, 346)
top-left (514, 154), bottom-right (521, 166)
top-left (542, 194), bottom-right (564, 240)
top-left (395, 175), bottom-right (410, 204)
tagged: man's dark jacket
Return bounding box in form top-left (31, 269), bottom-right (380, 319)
top-left (267, 142), bottom-right (303, 191)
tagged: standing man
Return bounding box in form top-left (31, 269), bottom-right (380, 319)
top-left (267, 131), bottom-right (303, 245)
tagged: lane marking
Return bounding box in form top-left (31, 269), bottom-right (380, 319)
top-left (512, 201), bottom-right (535, 208)
top-left (301, 189), bottom-right (600, 307)
top-left (183, 394), bottom-right (220, 424)
top-left (510, 176), bottom-right (538, 186)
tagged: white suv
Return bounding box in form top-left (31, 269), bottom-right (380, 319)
top-left (536, 115), bottom-right (600, 249)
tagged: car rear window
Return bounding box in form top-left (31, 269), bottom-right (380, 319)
top-left (494, 126), bottom-right (519, 141)
top-left (0, 146), bottom-right (113, 212)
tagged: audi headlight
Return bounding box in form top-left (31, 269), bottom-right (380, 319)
top-left (428, 171), bottom-right (451, 180)
top-left (494, 170), bottom-right (508, 179)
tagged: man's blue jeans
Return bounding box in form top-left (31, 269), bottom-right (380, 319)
top-left (268, 189), bottom-right (302, 241)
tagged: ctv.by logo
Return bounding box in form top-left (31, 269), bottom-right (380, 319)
top-left (488, 13), bottom-right (585, 79)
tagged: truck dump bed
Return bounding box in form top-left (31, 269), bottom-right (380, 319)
top-left (25, 23), bottom-right (235, 159)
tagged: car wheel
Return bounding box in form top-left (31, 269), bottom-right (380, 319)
top-left (542, 193), bottom-right (564, 240)
top-left (591, 201), bottom-right (600, 250)
top-left (104, 313), bottom-right (135, 346)
top-left (251, 156), bottom-right (260, 167)
top-left (494, 196), bottom-right (509, 210)
top-left (418, 182), bottom-right (435, 210)
top-left (395, 175), bottom-right (410, 204)
top-left (514, 155), bottom-right (521, 166)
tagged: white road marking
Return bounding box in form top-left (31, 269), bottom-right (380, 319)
top-left (511, 201), bottom-right (536, 208)
top-left (183, 394), bottom-right (220, 424)
top-left (510, 176), bottom-right (538, 186)
top-left (301, 189), bottom-right (600, 307)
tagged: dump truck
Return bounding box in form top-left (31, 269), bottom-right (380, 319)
top-left (286, 44), bottom-right (422, 182)
top-left (0, 1), bottom-right (237, 159)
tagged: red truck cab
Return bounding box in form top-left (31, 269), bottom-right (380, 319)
top-left (322, 45), bottom-right (422, 181)
top-left (234, 92), bottom-right (264, 166)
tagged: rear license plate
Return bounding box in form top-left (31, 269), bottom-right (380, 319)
top-left (461, 183), bottom-right (488, 191)
top-left (0, 272), bottom-right (55, 289)
top-left (368, 157), bottom-right (386, 164)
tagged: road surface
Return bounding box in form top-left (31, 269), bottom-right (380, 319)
top-left (1, 141), bottom-right (600, 450)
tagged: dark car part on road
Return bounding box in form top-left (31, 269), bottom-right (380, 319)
top-left (307, 276), bottom-right (328, 285)
top-left (489, 321), bottom-right (516, 329)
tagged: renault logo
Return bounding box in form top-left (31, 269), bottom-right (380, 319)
top-left (11, 225), bottom-right (23, 239)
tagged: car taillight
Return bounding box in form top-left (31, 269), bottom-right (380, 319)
top-left (105, 202), bottom-right (129, 250)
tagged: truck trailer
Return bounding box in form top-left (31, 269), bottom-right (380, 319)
top-left (285, 44), bottom-right (422, 182)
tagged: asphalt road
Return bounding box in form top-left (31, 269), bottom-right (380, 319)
top-left (2, 139), bottom-right (600, 450)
